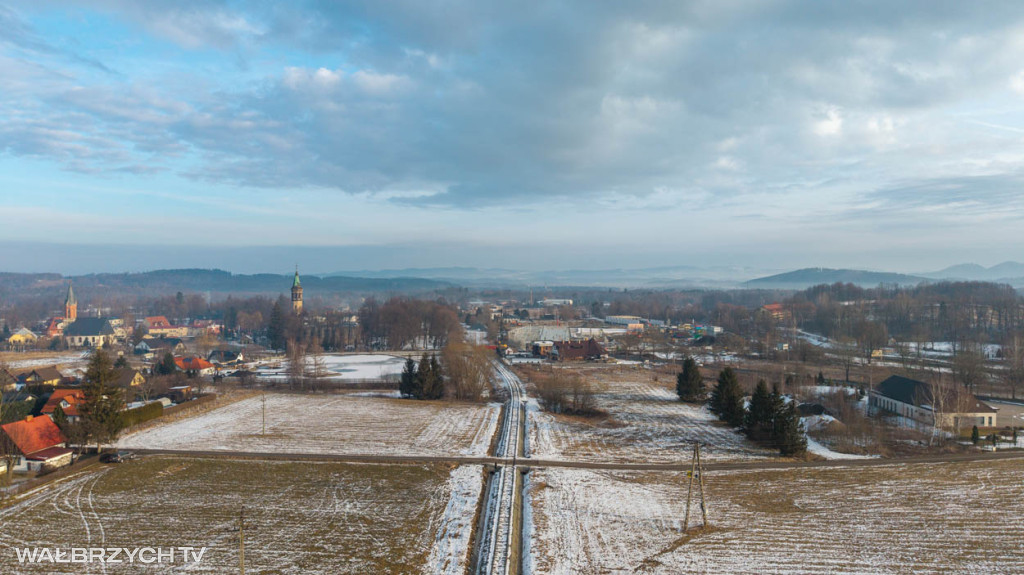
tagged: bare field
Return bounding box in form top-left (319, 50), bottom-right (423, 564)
top-left (116, 393), bottom-right (500, 457)
top-left (523, 365), bottom-right (775, 463)
top-left (0, 457), bottom-right (483, 574)
top-left (527, 459), bottom-right (1024, 574)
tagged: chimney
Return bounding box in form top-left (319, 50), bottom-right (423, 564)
top-left (25, 415), bottom-right (33, 421)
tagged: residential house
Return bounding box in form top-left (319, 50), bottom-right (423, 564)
top-left (41, 389), bottom-right (86, 423)
top-left (760, 303), bottom-right (792, 322)
top-left (144, 316), bottom-right (189, 338)
top-left (63, 318), bottom-right (116, 348)
top-left (0, 391), bottom-right (37, 423)
top-left (114, 368), bottom-right (146, 389)
top-left (552, 338), bottom-right (608, 362)
top-left (167, 385), bottom-right (194, 403)
top-left (174, 356), bottom-right (215, 376)
top-left (0, 415), bottom-right (73, 473)
top-left (7, 328), bottom-right (38, 347)
top-left (207, 349), bottom-right (244, 365)
top-left (136, 337), bottom-right (186, 356)
top-left (15, 366), bottom-right (64, 387)
top-left (870, 375), bottom-right (998, 430)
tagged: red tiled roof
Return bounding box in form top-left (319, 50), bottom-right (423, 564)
top-left (26, 446), bottom-right (73, 461)
top-left (146, 316), bottom-right (172, 328)
top-left (174, 356), bottom-right (214, 371)
top-left (42, 389), bottom-right (86, 417)
top-left (1, 416), bottom-right (66, 456)
top-left (762, 303), bottom-right (785, 312)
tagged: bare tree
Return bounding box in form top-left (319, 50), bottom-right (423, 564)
top-left (442, 342), bottom-right (490, 402)
top-left (1002, 334), bottom-right (1024, 400)
top-left (952, 346), bottom-right (987, 394)
top-left (304, 337), bottom-right (328, 391)
top-left (286, 338), bottom-right (307, 390)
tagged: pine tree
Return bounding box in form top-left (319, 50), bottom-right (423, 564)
top-left (400, 358), bottom-right (417, 398)
top-left (745, 379), bottom-right (773, 441)
top-left (413, 354), bottom-right (431, 399)
top-left (676, 358), bottom-right (705, 402)
top-left (777, 401), bottom-right (807, 456)
top-left (156, 352), bottom-right (177, 376)
top-left (80, 349), bottom-right (125, 450)
top-left (971, 425), bottom-right (980, 445)
top-left (710, 367), bottom-right (746, 428)
top-left (51, 404), bottom-right (68, 431)
top-left (114, 355), bottom-right (129, 369)
top-left (268, 300), bottom-right (287, 350)
top-left (421, 354), bottom-right (444, 400)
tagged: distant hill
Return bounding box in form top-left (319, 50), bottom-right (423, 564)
top-left (923, 261), bottom-right (1024, 282)
top-left (326, 265), bottom-right (772, 288)
top-left (0, 269), bottom-right (451, 301)
top-left (744, 268), bottom-right (929, 289)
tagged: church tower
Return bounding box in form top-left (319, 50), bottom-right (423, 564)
top-left (291, 268), bottom-right (303, 314)
top-left (64, 283), bottom-right (77, 321)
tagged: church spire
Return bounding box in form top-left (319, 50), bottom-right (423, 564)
top-left (291, 267), bottom-right (303, 314)
top-left (65, 282), bottom-right (78, 321)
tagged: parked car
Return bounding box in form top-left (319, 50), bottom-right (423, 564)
top-left (100, 450), bottom-right (136, 463)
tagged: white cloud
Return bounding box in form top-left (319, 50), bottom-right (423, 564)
top-left (812, 105), bottom-right (843, 136)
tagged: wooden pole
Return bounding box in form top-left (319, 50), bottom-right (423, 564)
top-left (697, 443), bottom-right (709, 527)
top-left (683, 443), bottom-right (697, 531)
top-left (239, 507), bottom-right (245, 575)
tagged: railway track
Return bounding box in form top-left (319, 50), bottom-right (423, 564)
top-left (474, 361), bottom-right (528, 575)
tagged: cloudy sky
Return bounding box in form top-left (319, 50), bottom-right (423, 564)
top-left (2, 1), bottom-right (1024, 274)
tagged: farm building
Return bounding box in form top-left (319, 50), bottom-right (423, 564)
top-left (870, 375), bottom-right (997, 430)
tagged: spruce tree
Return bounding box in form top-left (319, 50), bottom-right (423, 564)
top-left (156, 352), bottom-right (177, 376)
top-left (51, 404), bottom-right (68, 431)
top-left (676, 358), bottom-right (705, 403)
top-left (268, 300), bottom-right (287, 350)
top-left (778, 401), bottom-right (808, 456)
top-left (114, 355), bottom-right (129, 369)
top-left (80, 349), bottom-right (125, 450)
top-left (413, 354), bottom-right (431, 399)
top-left (971, 425), bottom-right (980, 445)
top-left (745, 379), bottom-right (773, 441)
top-left (400, 358), bottom-right (417, 398)
top-left (710, 367), bottom-right (746, 428)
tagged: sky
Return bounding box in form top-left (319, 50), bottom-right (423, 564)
top-left (2, 1), bottom-right (1024, 275)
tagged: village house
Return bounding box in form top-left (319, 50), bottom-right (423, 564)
top-left (144, 316), bottom-right (189, 338)
top-left (15, 365), bottom-right (65, 387)
top-left (63, 317), bottom-right (116, 348)
top-left (174, 356), bottom-right (215, 376)
top-left (207, 349), bottom-right (244, 365)
top-left (7, 327), bottom-right (38, 347)
top-left (41, 389), bottom-right (86, 423)
top-left (0, 415), bottom-right (73, 473)
top-left (114, 368), bottom-right (146, 389)
top-left (870, 375), bottom-right (998, 430)
top-left (552, 338), bottom-right (608, 362)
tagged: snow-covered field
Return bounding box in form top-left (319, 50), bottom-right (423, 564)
top-left (526, 368), bottom-right (774, 463)
top-left (116, 393), bottom-right (500, 457)
top-left (528, 459), bottom-right (1024, 574)
top-left (0, 350), bottom-right (89, 370)
top-left (0, 457), bottom-right (482, 574)
top-left (253, 353), bottom-right (408, 381)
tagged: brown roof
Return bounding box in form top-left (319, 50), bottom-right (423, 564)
top-left (16, 365), bottom-right (64, 383)
top-left (553, 338), bottom-right (606, 361)
top-left (1, 416), bottom-right (66, 456)
top-left (26, 446), bottom-right (73, 461)
top-left (113, 368), bottom-right (144, 388)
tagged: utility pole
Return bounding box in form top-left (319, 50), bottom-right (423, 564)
top-left (238, 507), bottom-right (246, 575)
top-left (683, 443), bottom-right (709, 532)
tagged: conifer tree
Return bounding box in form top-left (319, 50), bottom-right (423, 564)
top-left (156, 352), bottom-right (177, 376)
top-left (710, 367), bottom-right (745, 428)
top-left (971, 425), bottom-right (980, 445)
top-left (745, 379), bottom-right (773, 441)
top-left (51, 404), bottom-right (68, 431)
top-left (268, 300), bottom-right (287, 350)
top-left (400, 357), bottom-right (417, 398)
top-left (421, 354), bottom-right (445, 400)
top-left (80, 349), bottom-right (125, 451)
top-left (413, 354), bottom-right (431, 399)
top-left (676, 358), bottom-right (705, 402)
top-left (777, 401), bottom-right (807, 456)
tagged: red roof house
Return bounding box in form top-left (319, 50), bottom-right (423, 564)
top-left (42, 388), bottom-right (87, 421)
top-left (174, 356), bottom-right (215, 372)
top-left (553, 338), bottom-right (607, 361)
top-left (0, 415), bottom-right (73, 472)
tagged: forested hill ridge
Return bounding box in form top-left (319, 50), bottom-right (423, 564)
top-left (745, 268), bottom-right (932, 289)
top-left (0, 269), bottom-right (451, 301)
